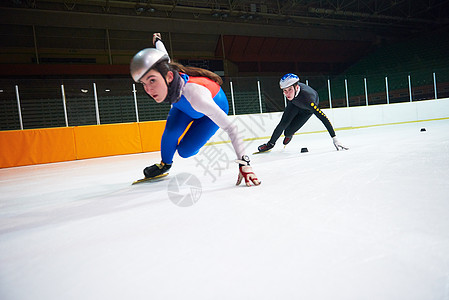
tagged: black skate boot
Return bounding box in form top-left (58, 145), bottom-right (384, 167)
top-left (143, 161), bottom-right (172, 179)
top-left (283, 135), bottom-right (292, 145)
top-left (257, 142), bottom-right (275, 153)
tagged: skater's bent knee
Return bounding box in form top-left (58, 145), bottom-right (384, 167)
top-left (177, 146), bottom-right (199, 158)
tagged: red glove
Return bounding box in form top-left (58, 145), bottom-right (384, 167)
top-left (236, 155), bottom-right (261, 187)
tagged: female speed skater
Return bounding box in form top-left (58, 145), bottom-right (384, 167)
top-left (130, 33), bottom-right (260, 187)
top-left (258, 73), bottom-right (348, 152)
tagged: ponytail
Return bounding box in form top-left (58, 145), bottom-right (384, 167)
top-left (169, 62), bottom-right (223, 86)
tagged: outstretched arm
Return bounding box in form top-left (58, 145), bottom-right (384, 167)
top-left (184, 83), bottom-right (245, 159)
top-left (152, 33), bottom-right (170, 59)
top-left (184, 83), bottom-right (260, 186)
top-left (309, 102), bottom-right (336, 137)
top-left (310, 103), bottom-right (349, 150)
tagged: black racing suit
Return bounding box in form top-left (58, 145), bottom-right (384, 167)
top-left (269, 82), bottom-right (336, 145)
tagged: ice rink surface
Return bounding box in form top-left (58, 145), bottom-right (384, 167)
top-left (1, 119), bottom-right (449, 300)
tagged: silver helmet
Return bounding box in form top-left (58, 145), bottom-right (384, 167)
top-left (130, 48), bottom-right (170, 82)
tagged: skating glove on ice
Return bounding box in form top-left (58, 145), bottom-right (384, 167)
top-left (143, 161), bottom-right (171, 178)
top-left (332, 136), bottom-right (349, 151)
top-left (236, 156), bottom-right (261, 187)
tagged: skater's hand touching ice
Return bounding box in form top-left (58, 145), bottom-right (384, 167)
top-left (236, 156), bottom-right (261, 187)
top-left (237, 165), bottom-right (260, 187)
top-left (333, 136), bottom-right (349, 151)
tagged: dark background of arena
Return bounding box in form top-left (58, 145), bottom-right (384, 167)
top-left (0, 0), bottom-right (448, 130)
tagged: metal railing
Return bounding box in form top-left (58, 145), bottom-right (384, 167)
top-left (1, 68), bottom-right (448, 131)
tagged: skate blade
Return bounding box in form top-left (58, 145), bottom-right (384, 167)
top-left (252, 150), bottom-right (271, 155)
top-left (132, 173), bottom-right (169, 185)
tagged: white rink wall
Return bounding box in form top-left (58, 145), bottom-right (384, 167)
top-left (208, 98), bottom-right (449, 144)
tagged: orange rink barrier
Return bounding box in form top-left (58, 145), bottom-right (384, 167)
top-left (0, 127), bottom-right (76, 168)
top-left (138, 121), bottom-right (166, 153)
top-left (74, 123), bottom-right (142, 160)
top-left (0, 121), bottom-right (166, 168)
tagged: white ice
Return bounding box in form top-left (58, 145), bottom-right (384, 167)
top-left (1, 119), bottom-right (449, 300)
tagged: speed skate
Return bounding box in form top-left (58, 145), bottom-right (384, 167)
top-left (132, 173), bottom-right (169, 185)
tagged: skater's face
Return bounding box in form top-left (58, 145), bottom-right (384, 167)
top-left (140, 69), bottom-right (174, 103)
top-left (282, 85), bottom-right (298, 101)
